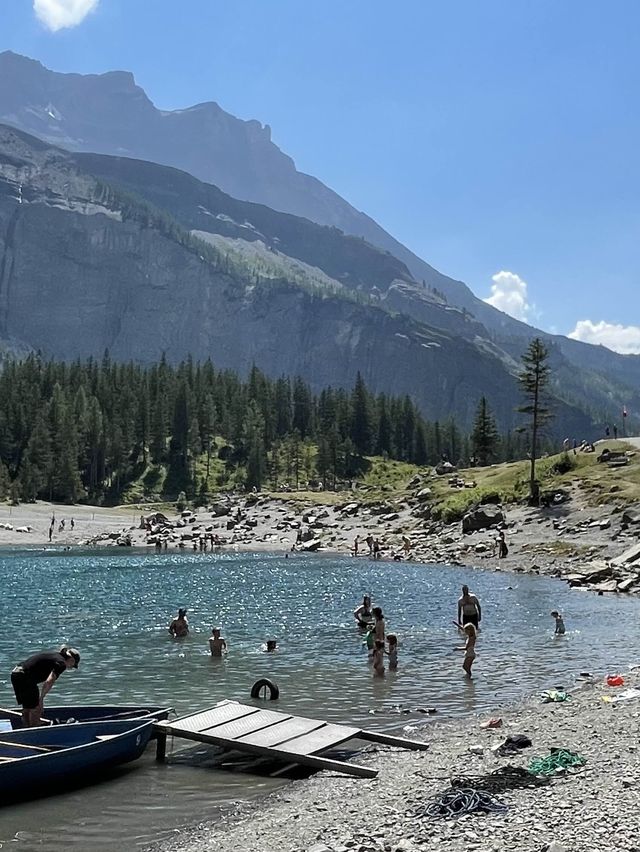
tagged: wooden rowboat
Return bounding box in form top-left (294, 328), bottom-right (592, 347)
top-left (0, 719), bottom-right (153, 799)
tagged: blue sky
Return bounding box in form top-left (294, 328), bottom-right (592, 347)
top-left (3, 0), bottom-right (640, 351)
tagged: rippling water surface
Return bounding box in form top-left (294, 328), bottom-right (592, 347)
top-left (1, 548), bottom-right (639, 849)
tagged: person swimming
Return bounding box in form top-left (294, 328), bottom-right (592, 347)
top-left (169, 608), bottom-right (189, 637)
top-left (264, 639), bottom-right (277, 652)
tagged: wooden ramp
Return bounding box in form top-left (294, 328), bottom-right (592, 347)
top-left (154, 700), bottom-right (428, 778)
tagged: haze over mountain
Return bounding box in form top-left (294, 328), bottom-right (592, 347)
top-left (0, 51), bottom-right (638, 434)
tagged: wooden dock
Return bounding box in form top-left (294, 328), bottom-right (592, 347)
top-left (154, 700), bottom-right (428, 778)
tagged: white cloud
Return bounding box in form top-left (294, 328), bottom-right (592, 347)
top-left (483, 270), bottom-right (531, 322)
top-left (34, 0), bottom-right (99, 32)
top-left (568, 319), bottom-right (640, 355)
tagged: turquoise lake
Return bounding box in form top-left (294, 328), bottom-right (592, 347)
top-left (1, 548), bottom-right (639, 850)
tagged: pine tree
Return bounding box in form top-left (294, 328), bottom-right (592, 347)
top-left (244, 401), bottom-right (266, 490)
top-left (351, 372), bottom-right (373, 455)
top-left (471, 397), bottom-right (499, 465)
top-left (518, 338), bottom-right (553, 504)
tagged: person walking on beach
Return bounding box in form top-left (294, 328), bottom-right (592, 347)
top-left (48, 524), bottom-right (53, 542)
top-left (209, 627), bottom-right (227, 656)
top-left (353, 595), bottom-right (373, 628)
top-left (457, 624), bottom-right (477, 678)
top-left (169, 608), bottom-right (189, 637)
top-left (457, 585), bottom-right (481, 628)
top-left (497, 530), bottom-right (508, 558)
top-left (353, 535), bottom-right (360, 556)
top-left (11, 645), bottom-right (80, 727)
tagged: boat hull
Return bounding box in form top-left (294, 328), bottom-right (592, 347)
top-left (0, 719), bottom-right (153, 799)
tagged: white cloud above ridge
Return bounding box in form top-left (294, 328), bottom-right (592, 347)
top-left (568, 319), bottom-right (640, 355)
top-left (483, 270), bottom-right (531, 322)
top-left (34, 0), bottom-right (99, 32)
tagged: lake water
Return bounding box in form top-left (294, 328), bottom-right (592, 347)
top-left (1, 548), bottom-right (639, 850)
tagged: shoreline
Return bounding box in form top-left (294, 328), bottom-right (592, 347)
top-left (2, 490), bottom-right (638, 596)
top-left (148, 670), bottom-right (640, 852)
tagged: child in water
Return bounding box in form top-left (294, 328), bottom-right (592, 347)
top-left (457, 623), bottom-right (477, 678)
top-left (364, 627), bottom-right (376, 659)
top-left (550, 610), bottom-right (566, 635)
top-left (208, 627), bottom-right (227, 657)
top-left (386, 633), bottom-right (398, 670)
top-left (372, 640), bottom-right (385, 676)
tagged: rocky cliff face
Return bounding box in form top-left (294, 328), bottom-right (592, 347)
top-left (0, 125), bottom-right (593, 435)
top-left (2, 50), bottom-right (638, 401)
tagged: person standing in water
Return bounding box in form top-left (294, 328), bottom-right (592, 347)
top-left (11, 645), bottom-right (80, 727)
top-left (457, 624), bottom-right (477, 678)
top-left (353, 595), bottom-right (373, 628)
top-left (386, 634), bottom-right (398, 670)
top-left (373, 606), bottom-right (385, 641)
top-left (372, 640), bottom-right (385, 676)
top-left (169, 608), bottom-right (189, 637)
top-left (457, 585), bottom-right (481, 628)
top-left (550, 610), bottom-right (566, 635)
top-left (208, 627), bottom-right (227, 656)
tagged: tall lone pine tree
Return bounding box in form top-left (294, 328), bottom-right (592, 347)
top-left (518, 338), bottom-right (553, 505)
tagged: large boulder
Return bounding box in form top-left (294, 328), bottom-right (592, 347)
top-left (622, 506), bottom-right (640, 526)
top-left (462, 506), bottom-right (505, 533)
top-left (416, 487), bottom-right (432, 502)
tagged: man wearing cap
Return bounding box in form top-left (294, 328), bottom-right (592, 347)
top-left (11, 645), bottom-right (80, 727)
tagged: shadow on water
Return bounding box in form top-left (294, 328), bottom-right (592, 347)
top-left (1, 548), bottom-right (640, 849)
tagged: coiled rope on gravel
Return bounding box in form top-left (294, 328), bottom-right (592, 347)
top-left (451, 765), bottom-right (551, 792)
top-left (528, 749), bottom-right (586, 776)
top-left (415, 787), bottom-right (508, 819)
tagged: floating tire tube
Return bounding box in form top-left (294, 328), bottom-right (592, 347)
top-left (250, 678), bottom-right (280, 700)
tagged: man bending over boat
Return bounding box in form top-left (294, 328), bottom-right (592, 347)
top-left (10, 645), bottom-right (80, 727)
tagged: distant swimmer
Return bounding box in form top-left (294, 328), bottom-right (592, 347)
top-left (550, 610), bottom-right (566, 635)
top-left (169, 608), bottom-right (189, 637)
top-left (263, 639), bottom-right (277, 652)
top-left (209, 627), bottom-right (227, 657)
top-left (457, 585), bottom-right (481, 629)
top-left (353, 595), bottom-right (373, 628)
top-left (11, 645), bottom-right (80, 727)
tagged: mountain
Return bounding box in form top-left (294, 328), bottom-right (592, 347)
top-left (0, 50), bottom-right (474, 299)
top-left (3, 122), bottom-right (568, 433)
top-left (1, 50), bottom-right (638, 411)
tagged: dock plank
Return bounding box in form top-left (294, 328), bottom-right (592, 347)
top-left (202, 709), bottom-right (291, 740)
top-left (237, 717), bottom-right (326, 748)
top-left (275, 723), bottom-right (361, 756)
top-left (169, 703), bottom-right (258, 734)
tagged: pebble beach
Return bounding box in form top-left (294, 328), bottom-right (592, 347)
top-left (153, 672), bottom-right (640, 852)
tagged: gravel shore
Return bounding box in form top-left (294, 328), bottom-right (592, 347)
top-left (152, 671), bottom-right (640, 852)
